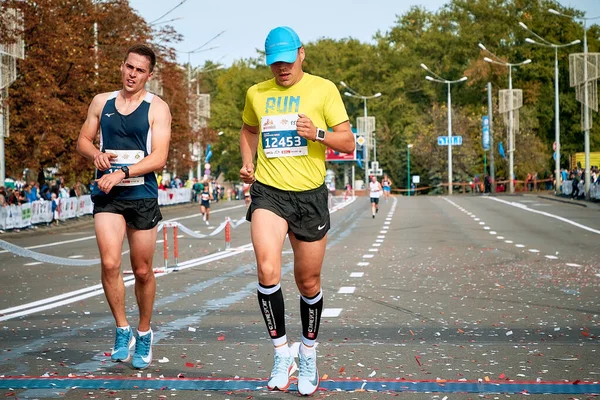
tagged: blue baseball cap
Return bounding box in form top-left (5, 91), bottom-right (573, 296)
top-left (265, 26), bottom-right (302, 66)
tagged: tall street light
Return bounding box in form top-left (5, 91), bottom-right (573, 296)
top-left (421, 63), bottom-right (467, 195)
top-left (340, 81), bottom-right (381, 183)
top-left (519, 21), bottom-right (580, 194)
top-left (189, 65), bottom-right (224, 179)
top-left (407, 144), bottom-right (413, 197)
top-left (549, 8), bottom-right (600, 200)
top-left (479, 43), bottom-right (531, 194)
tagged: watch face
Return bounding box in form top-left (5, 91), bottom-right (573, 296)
top-left (317, 129), bottom-right (326, 140)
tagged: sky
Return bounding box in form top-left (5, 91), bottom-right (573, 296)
top-left (128, 0), bottom-right (600, 69)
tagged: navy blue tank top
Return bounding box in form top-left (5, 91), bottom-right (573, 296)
top-left (92, 91), bottom-right (158, 200)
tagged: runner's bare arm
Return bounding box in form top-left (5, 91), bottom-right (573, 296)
top-left (77, 93), bottom-right (116, 171)
top-left (296, 116), bottom-right (354, 154)
top-left (240, 123), bottom-right (259, 183)
top-left (324, 121), bottom-right (354, 154)
top-left (127, 98), bottom-right (172, 178)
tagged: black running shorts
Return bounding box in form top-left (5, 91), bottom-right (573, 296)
top-left (92, 196), bottom-right (162, 230)
top-left (370, 197), bottom-right (380, 204)
top-left (246, 181), bottom-right (330, 242)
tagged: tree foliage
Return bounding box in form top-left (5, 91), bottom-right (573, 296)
top-left (0, 0), bottom-right (184, 184)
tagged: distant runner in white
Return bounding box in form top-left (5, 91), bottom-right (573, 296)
top-left (369, 175), bottom-right (383, 218)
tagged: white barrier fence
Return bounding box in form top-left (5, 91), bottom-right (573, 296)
top-left (0, 188), bottom-right (192, 231)
top-left (561, 180), bottom-right (600, 200)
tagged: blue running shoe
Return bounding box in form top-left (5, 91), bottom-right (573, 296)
top-left (110, 327), bottom-right (135, 362)
top-left (298, 351), bottom-right (319, 396)
top-left (132, 330), bottom-right (153, 369)
top-left (267, 353), bottom-right (297, 391)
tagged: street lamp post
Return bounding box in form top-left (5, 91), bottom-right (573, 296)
top-left (407, 144), bottom-right (413, 196)
top-left (479, 43), bottom-right (531, 194)
top-left (189, 65), bottom-right (224, 180)
top-left (520, 21), bottom-right (580, 194)
top-left (549, 9), bottom-right (600, 200)
top-left (421, 64), bottom-right (467, 195)
top-left (340, 81), bottom-right (381, 184)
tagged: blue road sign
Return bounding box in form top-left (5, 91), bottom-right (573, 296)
top-left (437, 136), bottom-right (463, 146)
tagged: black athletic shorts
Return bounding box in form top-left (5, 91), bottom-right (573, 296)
top-left (246, 180), bottom-right (330, 242)
top-left (92, 196), bottom-right (162, 230)
top-left (370, 197), bottom-right (380, 204)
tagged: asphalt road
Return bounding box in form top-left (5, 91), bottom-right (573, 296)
top-left (0, 194), bottom-right (599, 399)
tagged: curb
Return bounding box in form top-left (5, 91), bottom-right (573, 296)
top-left (537, 194), bottom-right (588, 207)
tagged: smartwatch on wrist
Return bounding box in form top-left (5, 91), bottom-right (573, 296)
top-left (315, 128), bottom-right (326, 142)
top-left (120, 166), bottom-right (130, 179)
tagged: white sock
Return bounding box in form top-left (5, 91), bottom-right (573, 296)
top-left (299, 342), bottom-right (315, 356)
top-left (137, 328), bottom-right (152, 337)
top-left (274, 343), bottom-right (291, 356)
top-left (117, 325), bottom-right (130, 331)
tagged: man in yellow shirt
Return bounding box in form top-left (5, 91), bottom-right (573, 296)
top-left (239, 26), bottom-right (355, 395)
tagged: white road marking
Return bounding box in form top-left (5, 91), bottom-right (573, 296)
top-left (545, 255), bottom-right (559, 260)
top-left (505, 240), bottom-right (514, 244)
top-left (566, 263), bottom-right (581, 267)
top-left (322, 308), bottom-right (342, 317)
top-left (497, 236), bottom-right (504, 240)
top-left (369, 248), bottom-right (378, 252)
top-left (487, 197), bottom-right (600, 235)
top-left (24, 261), bottom-right (43, 266)
top-left (357, 262), bottom-right (370, 266)
top-left (338, 287), bottom-right (356, 294)
top-left (350, 272), bottom-right (364, 278)
top-left (490, 231), bottom-right (497, 235)
top-left (362, 254), bottom-right (374, 259)
top-left (528, 249), bottom-right (540, 253)
top-left (516, 244), bottom-right (525, 248)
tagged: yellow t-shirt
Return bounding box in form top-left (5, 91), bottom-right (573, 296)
top-left (242, 73), bottom-right (349, 191)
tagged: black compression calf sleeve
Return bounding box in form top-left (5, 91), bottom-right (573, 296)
top-left (300, 290), bottom-right (323, 345)
top-left (257, 283), bottom-right (286, 339)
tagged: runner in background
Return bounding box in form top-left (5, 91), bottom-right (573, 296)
top-left (200, 179), bottom-right (212, 225)
top-left (381, 174), bottom-right (392, 202)
top-left (369, 175), bottom-right (383, 218)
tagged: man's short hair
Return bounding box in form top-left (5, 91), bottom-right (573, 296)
top-left (124, 44), bottom-right (156, 72)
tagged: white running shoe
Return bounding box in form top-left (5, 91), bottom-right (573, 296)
top-left (298, 351), bottom-right (319, 395)
top-left (267, 353), bottom-right (297, 391)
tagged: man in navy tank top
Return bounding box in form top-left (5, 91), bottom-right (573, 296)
top-left (76, 44), bottom-right (171, 370)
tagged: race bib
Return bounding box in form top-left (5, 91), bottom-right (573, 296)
top-left (261, 114), bottom-right (308, 158)
top-left (105, 149), bottom-right (145, 186)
